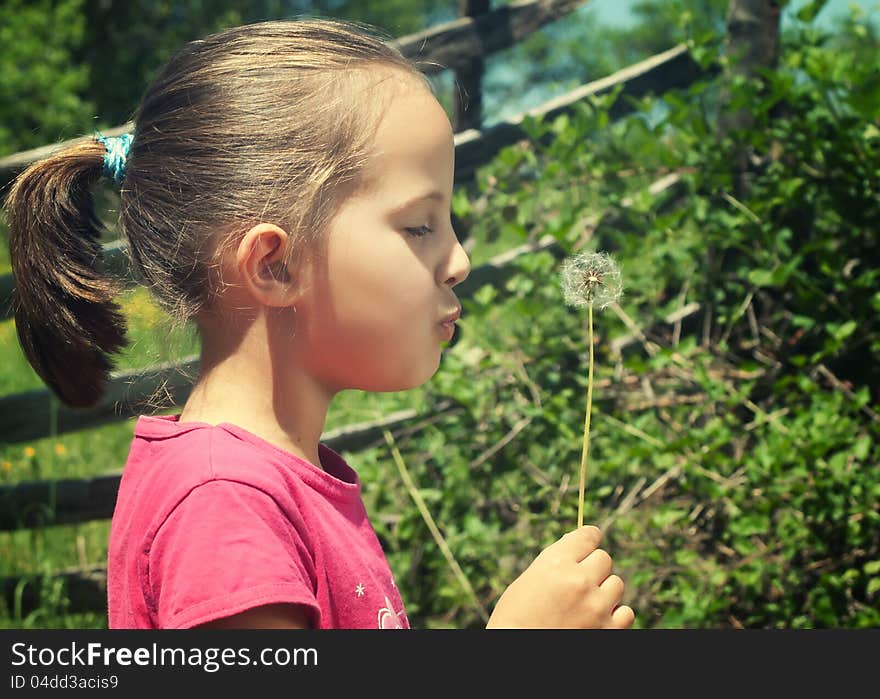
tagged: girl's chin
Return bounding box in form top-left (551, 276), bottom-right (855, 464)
top-left (356, 356), bottom-right (441, 393)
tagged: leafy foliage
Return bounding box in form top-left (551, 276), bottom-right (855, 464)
top-left (357, 10), bottom-right (880, 628)
top-left (0, 0), bottom-right (94, 155)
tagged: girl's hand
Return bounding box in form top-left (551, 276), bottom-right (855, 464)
top-left (486, 525), bottom-right (635, 629)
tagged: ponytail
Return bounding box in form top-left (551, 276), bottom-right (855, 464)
top-left (3, 138), bottom-right (129, 408)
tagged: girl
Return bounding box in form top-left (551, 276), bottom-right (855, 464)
top-left (5, 18), bottom-right (634, 630)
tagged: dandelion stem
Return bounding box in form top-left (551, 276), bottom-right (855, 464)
top-left (577, 302), bottom-right (594, 529)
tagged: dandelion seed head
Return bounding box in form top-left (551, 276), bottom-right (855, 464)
top-left (560, 251), bottom-right (623, 310)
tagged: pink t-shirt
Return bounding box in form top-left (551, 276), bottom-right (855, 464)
top-left (107, 414), bottom-right (409, 629)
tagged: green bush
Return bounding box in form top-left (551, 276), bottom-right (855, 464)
top-left (358, 13), bottom-right (879, 629)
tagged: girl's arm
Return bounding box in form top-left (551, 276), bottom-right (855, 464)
top-left (194, 603), bottom-right (313, 629)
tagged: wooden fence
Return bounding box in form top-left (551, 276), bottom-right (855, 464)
top-left (0, 0), bottom-right (713, 617)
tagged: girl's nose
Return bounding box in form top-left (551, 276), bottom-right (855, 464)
top-left (443, 238), bottom-right (471, 287)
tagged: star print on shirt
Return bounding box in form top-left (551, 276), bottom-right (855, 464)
top-left (355, 583), bottom-right (365, 598)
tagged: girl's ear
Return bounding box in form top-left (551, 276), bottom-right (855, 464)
top-left (236, 223), bottom-right (301, 308)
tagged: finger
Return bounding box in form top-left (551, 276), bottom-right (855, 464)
top-left (580, 548), bottom-right (613, 586)
top-left (597, 573), bottom-right (625, 604)
top-left (608, 604), bottom-right (635, 629)
top-left (552, 525), bottom-right (602, 563)
top-left (595, 573), bottom-right (625, 619)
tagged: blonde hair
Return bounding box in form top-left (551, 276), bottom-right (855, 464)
top-left (4, 18), bottom-right (429, 408)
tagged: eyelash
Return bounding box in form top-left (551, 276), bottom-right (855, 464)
top-left (404, 225), bottom-right (434, 238)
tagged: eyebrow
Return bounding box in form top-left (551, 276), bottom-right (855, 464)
top-left (389, 190), bottom-right (446, 216)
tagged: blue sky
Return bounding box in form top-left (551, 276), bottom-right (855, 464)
top-left (587, 0), bottom-right (879, 29)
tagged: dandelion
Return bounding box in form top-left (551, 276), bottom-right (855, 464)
top-left (560, 251), bottom-right (623, 311)
top-left (560, 251), bottom-right (623, 528)
top-left (1, 461), bottom-right (11, 472)
top-left (23, 446), bottom-right (36, 458)
top-left (53, 443), bottom-right (67, 456)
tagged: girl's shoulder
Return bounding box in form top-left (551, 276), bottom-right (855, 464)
top-left (127, 413), bottom-right (282, 491)
top-left (126, 413), bottom-right (360, 498)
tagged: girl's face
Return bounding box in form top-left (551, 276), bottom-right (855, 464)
top-left (293, 80), bottom-right (471, 394)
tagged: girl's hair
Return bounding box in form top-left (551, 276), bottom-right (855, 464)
top-left (4, 18), bottom-right (428, 409)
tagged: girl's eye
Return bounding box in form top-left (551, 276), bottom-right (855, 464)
top-left (404, 225), bottom-right (433, 238)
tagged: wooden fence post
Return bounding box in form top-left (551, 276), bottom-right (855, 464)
top-left (699, 0), bottom-right (783, 346)
top-left (453, 0), bottom-right (491, 131)
top-left (720, 0), bottom-right (781, 198)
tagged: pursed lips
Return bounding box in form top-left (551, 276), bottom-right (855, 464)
top-left (440, 306), bottom-right (461, 324)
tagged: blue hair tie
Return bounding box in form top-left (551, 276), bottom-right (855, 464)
top-left (95, 132), bottom-right (132, 185)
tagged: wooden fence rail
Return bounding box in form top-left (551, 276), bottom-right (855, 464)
top-left (1, 564), bottom-right (108, 618)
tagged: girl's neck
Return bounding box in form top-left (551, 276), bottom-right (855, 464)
top-left (179, 402), bottom-right (324, 470)
top-left (179, 348), bottom-right (331, 471)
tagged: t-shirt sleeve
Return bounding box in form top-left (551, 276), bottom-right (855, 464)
top-left (146, 479), bottom-right (320, 629)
